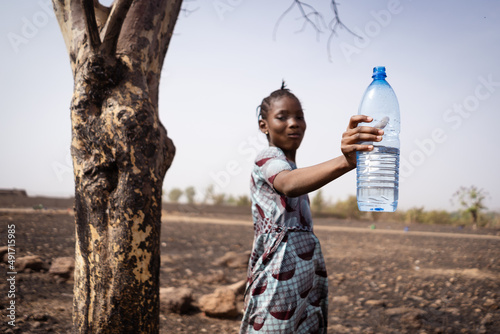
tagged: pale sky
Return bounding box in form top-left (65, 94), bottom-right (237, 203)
top-left (1, 0), bottom-right (499, 212)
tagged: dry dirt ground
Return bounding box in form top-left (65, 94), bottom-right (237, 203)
top-left (0, 195), bottom-right (499, 333)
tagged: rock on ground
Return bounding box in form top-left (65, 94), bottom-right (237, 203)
top-left (49, 257), bottom-right (75, 280)
top-left (16, 255), bottom-right (47, 272)
top-left (213, 251), bottom-right (250, 268)
top-left (160, 287), bottom-right (194, 314)
top-left (198, 285), bottom-right (241, 318)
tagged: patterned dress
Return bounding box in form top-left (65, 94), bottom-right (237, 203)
top-left (240, 147), bottom-right (328, 334)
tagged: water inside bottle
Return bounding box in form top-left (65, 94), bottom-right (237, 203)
top-left (356, 146), bottom-right (400, 212)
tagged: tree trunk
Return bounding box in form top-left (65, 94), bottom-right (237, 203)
top-left (471, 209), bottom-right (478, 225)
top-left (52, 1), bottom-right (182, 332)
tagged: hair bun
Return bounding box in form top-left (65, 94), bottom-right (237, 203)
top-left (258, 81), bottom-right (298, 121)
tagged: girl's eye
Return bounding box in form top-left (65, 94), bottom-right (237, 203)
top-left (277, 116), bottom-right (286, 121)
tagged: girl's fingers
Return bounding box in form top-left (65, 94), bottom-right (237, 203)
top-left (342, 144), bottom-right (374, 154)
top-left (342, 115), bottom-right (383, 157)
top-left (342, 130), bottom-right (383, 144)
top-left (347, 115), bottom-right (372, 130)
top-left (352, 133), bottom-right (383, 143)
top-left (344, 126), bottom-right (384, 136)
top-left (358, 126), bottom-right (384, 135)
top-left (357, 144), bottom-right (375, 151)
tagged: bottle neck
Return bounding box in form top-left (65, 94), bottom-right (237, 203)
top-left (372, 66), bottom-right (387, 80)
top-left (372, 73), bottom-right (387, 80)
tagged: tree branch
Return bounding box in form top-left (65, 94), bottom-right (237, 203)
top-left (93, 0), bottom-right (111, 29)
top-left (273, 1), bottom-right (296, 42)
top-left (276, 0), bottom-right (362, 62)
top-left (329, 0), bottom-right (358, 37)
top-left (325, 0), bottom-right (362, 60)
top-left (180, 0), bottom-right (199, 18)
top-left (100, 0), bottom-right (134, 56)
top-left (293, 1), bottom-right (326, 41)
top-left (52, 0), bottom-right (73, 54)
top-left (81, 0), bottom-right (102, 53)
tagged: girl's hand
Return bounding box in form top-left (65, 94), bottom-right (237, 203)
top-left (341, 115), bottom-right (384, 168)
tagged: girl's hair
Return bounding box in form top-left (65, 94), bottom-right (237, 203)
top-left (257, 80), bottom-right (299, 120)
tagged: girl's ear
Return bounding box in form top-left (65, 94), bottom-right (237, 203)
top-left (259, 119), bottom-right (269, 135)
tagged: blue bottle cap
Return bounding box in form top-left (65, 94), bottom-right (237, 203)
top-left (372, 66), bottom-right (387, 79)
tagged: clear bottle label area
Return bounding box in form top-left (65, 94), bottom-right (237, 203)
top-left (356, 146), bottom-right (400, 212)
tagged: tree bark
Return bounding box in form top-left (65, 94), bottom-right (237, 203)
top-left (52, 0), bottom-right (182, 332)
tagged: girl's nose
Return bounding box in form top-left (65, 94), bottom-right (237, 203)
top-left (288, 118), bottom-right (299, 127)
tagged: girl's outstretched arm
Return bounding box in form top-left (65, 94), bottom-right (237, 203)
top-left (273, 115), bottom-right (383, 197)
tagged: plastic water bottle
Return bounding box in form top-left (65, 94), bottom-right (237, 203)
top-left (356, 66), bottom-right (400, 212)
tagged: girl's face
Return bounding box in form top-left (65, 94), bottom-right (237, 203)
top-left (259, 96), bottom-right (306, 162)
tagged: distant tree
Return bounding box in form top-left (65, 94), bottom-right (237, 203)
top-left (203, 184), bottom-right (225, 205)
top-left (168, 188), bottom-right (183, 203)
top-left (237, 195), bottom-right (251, 207)
top-left (203, 184), bottom-right (215, 204)
top-left (452, 186), bottom-right (488, 225)
top-left (333, 195), bottom-right (360, 220)
top-left (405, 207), bottom-right (425, 224)
top-left (421, 210), bottom-right (454, 225)
top-left (185, 186), bottom-right (196, 204)
top-left (311, 190), bottom-right (326, 213)
top-left (226, 195), bottom-right (237, 205)
top-left (212, 193), bottom-right (226, 205)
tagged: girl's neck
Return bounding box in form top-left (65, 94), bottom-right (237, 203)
top-left (272, 145), bottom-right (296, 163)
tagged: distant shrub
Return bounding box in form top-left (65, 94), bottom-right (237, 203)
top-left (405, 207), bottom-right (425, 224)
top-left (420, 210), bottom-right (455, 225)
top-left (311, 190), bottom-right (326, 214)
top-left (236, 195), bottom-right (251, 207)
top-left (212, 194), bottom-right (226, 205)
top-left (328, 195), bottom-right (361, 220)
top-left (176, 186), bottom-right (500, 229)
top-left (473, 211), bottom-right (499, 228)
top-left (487, 212), bottom-right (500, 228)
top-left (185, 186), bottom-right (196, 204)
top-left (168, 188), bottom-right (183, 203)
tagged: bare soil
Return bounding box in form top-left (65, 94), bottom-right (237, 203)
top-left (0, 195), bottom-right (499, 333)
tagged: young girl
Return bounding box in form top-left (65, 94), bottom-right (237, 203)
top-left (239, 84), bottom-right (384, 333)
